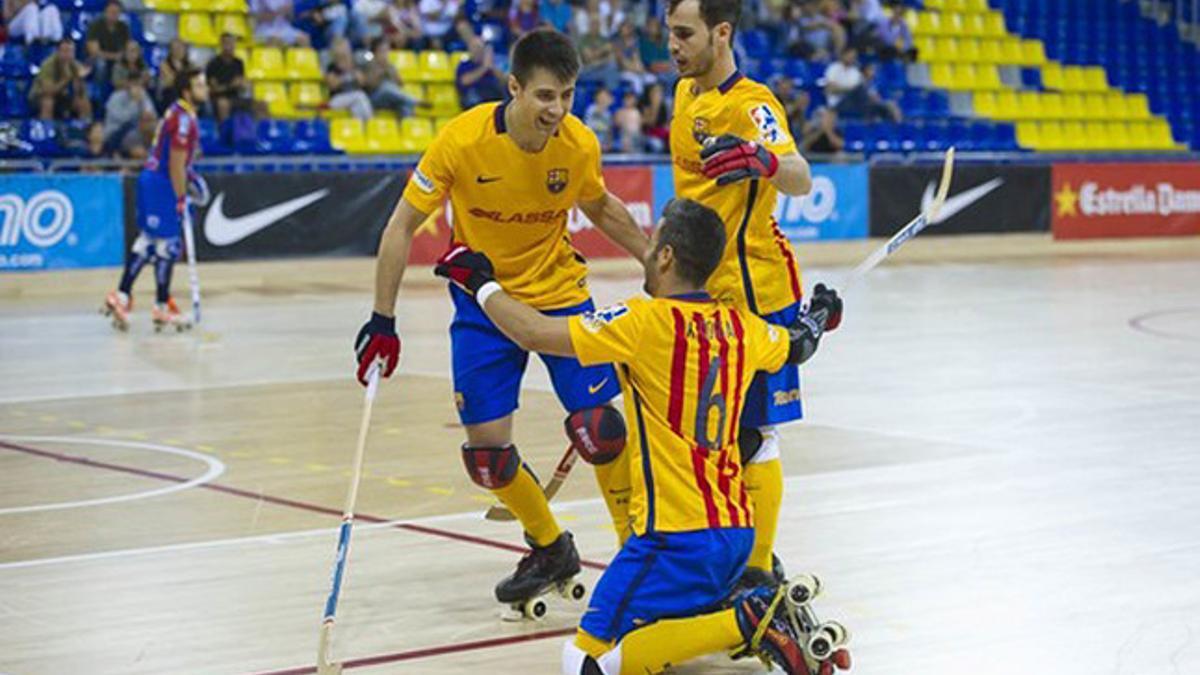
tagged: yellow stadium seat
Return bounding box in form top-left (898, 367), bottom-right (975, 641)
top-left (1126, 94), bottom-right (1152, 119)
top-left (143, 0), bottom-right (180, 10)
top-left (290, 81), bottom-right (325, 112)
top-left (364, 117), bottom-right (402, 153)
top-left (1021, 40), bottom-right (1047, 66)
top-left (915, 13), bottom-right (943, 36)
top-left (1084, 122), bottom-right (1111, 150)
top-left (977, 39), bottom-right (1002, 63)
top-left (399, 117), bottom-right (435, 153)
top-left (1017, 91), bottom-right (1043, 120)
top-left (248, 47), bottom-right (286, 80)
top-left (1082, 93), bottom-right (1108, 120)
top-left (942, 12), bottom-right (964, 35)
top-left (974, 64), bottom-right (1001, 89)
top-left (964, 0), bottom-right (989, 11)
top-left (973, 91), bottom-right (997, 117)
top-left (401, 82), bottom-right (426, 103)
top-left (254, 81), bottom-right (294, 118)
top-left (178, 0), bottom-right (216, 9)
top-left (1061, 94), bottom-right (1085, 119)
top-left (961, 13), bottom-right (986, 36)
top-left (1147, 119), bottom-right (1176, 149)
top-left (1082, 67), bottom-right (1108, 92)
top-left (331, 118), bottom-right (366, 152)
top-left (1062, 66), bottom-right (1087, 91)
top-left (916, 36), bottom-right (937, 60)
top-left (932, 37), bottom-right (958, 62)
top-left (1106, 93), bottom-right (1130, 118)
top-left (427, 83), bottom-right (460, 116)
top-left (214, 14), bottom-right (250, 43)
top-left (389, 50), bottom-right (421, 82)
top-left (982, 12), bottom-right (1006, 36)
top-left (286, 48), bottom-right (322, 80)
top-left (958, 38), bottom-right (980, 62)
top-left (1105, 121), bottom-right (1132, 149)
top-left (234, 46), bottom-right (248, 63)
top-left (1040, 93), bottom-right (1064, 119)
top-left (994, 90), bottom-right (1020, 119)
top-left (1062, 121), bottom-right (1086, 150)
top-left (1038, 121), bottom-right (1066, 151)
top-left (942, 0), bottom-right (963, 10)
top-left (999, 39), bottom-right (1023, 64)
top-left (1016, 121), bottom-right (1041, 149)
top-left (924, 0), bottom-right (947, 8)
top-left (1041, 62), bottom-right (1064, 90)
top-left (212, 0), bottom-right (249, 11)
top-left (179, 13), bottom-right (217, 47)
top-left (418, 51), bottom-right (456, 82)
top-left (930, 62), bottom-right (954, 89)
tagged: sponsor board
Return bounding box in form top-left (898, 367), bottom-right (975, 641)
top-left (0, 175), bottom-right (124, 271)
top-left (1052, 162), bottom-right (1200, 239)
top-left (870, 164), bottom-right (1050, 236)
top-left (773, 163), bottom-right (868, 241)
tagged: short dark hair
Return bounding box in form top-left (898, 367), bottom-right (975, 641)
top-left (509, 29), bottom-right (579, 85)
top-left (668, 0), bottom-right (742, 41)
top-left (656, 199), bottom-right (727, 287)
top-left (176, 68), bottom-right (202, 99)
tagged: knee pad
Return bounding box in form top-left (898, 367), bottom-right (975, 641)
top-left (738, 427), bottom-right (763, 466)
top-left (461, 444), bottom-right (520, 489)
top-left (739, 426), bottom-right (780, 465)
top-left (565, 405), bottom-right (626, 465)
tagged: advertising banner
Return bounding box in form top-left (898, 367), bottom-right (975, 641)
top-left (0, 174), bottom-right (124, 271)
top-left (1052, 162), bottom-right (1200, 239)
top-left (870, 164), bottom-right (1050, 236)
top-left (774, 163), bottom-right (869, 241)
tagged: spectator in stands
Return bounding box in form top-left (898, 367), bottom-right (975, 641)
top-left (206, 33), bottom-right (251, 124)
top-left (876, 4), bottom-right (916, 62)
top-left (103, 81), bottom-right (156, 154)
top-left (825, 48), bottom-right (899, 122)
top-left (844, 0), bottom-right (886, 50)
top-left (156, 38), bottom-right (191, 110)
top-left (585, 85), bottom-right (614, 151)
top-left (508, 0), bottom-right (539, 38)
top-left (3, 0), bottom-right (63, 46)
top-left (85, 1), bottom-right (130, 87)
top-left (385, 0), bottom-right (425, 49)
top-left (454, 35), bottom-right (505, 109)
top-left (539, 0), bottom-right (571, 34)
top-left (112, 41), bottom-right (150, 90)
top-left (82, 121), bottom-right (109, 165)
top-left (418, 0), bottom-right (459, 49)
top-left (363, 36), bottom-right (421, 117)
top-left (614, 19), bottom-right (653, 95)
top-left (638, 16), bottom-right (672, 82)
top-left (325, 36), bottom-right (373, 120)
top-left (787, 0), bottom-right (844, 61)
top-left (613, 90), bottom-right (642, 153)
top-left (29, 38), bottom-right (92, 121)
top-left (578, 13), bottom-right (620, 90)
top-left (251, 0), bottom-right (312, 47)
top-left (298, 0), bottom-right (351, 49)
top-left (802, 106), bottom-right (844, 155)
top-left (640, 82), bottom-right (669, 153)
top-left (772, 76), bottom-right (810, 135)
top-left (573, 0), bottom-right (621, 39)
top-left (120, 108), bottom-right (158, 160)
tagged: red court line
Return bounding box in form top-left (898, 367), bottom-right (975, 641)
top-left (252, 627), bottom-right (577, 675)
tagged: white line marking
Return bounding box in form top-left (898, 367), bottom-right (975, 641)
top-left (0, 436), bottom-right (225, 516)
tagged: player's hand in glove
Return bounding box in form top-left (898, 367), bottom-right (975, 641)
top-left (434, 244), bottom-right (496, 296)
top-left (700, 133), bottom-right (779, 185)
top-left (807, 283), bottom-right (843, 331)
top-left (354, 312), bottom-right (401, 386)
top-left (187, 170), bottom-right (211, 207)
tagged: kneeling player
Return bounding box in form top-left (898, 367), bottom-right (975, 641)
top-left (434, 198), bottom-right (846, 675)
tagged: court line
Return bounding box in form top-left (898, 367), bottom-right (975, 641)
top-left (1128, 307), bottom-right (1200, 343)
top-left (0, 436), bottom-right (225, 515)
top-left (250, 627), bottom-right (577, 675)
top-left (0, 439), bottom-right (608, 572)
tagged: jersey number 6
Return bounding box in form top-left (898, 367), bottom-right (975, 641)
top-left (694, 356), bottom-right (727, 450)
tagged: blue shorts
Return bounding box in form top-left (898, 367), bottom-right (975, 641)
top-left (580, 528), bottom-right (754, 642)
top-left (740, 302), bottom-right (803, 429)
top-left (449, 286), bottom-right (621, 425)
top-left (136, 170), bottom-right (181, 239)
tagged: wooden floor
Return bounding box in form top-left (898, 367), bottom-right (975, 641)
top-left (2, 233), bottom-right (1200, 675)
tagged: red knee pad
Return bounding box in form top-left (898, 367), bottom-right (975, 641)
top-left (565, 405), bottom-right (626, 465)
top-left (462, 444), bottom-right (520, 489)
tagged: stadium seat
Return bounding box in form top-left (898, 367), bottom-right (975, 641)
top-left (972, 91), bottom-right (997, 117)
top-left (977, 39), bottom-right (1002, 64)
top-left (1015, 121), bottom-right (1041, 149)
top-left (999, 39), bottom-right (1023, 64)
top-left (993, 90), bottom-right (1019, 119)
top-left (1038, 121), bottom-right (1066, 151)
top-left (418, 51), bottom-right (455, 82)
top-left (179, 13), bottom-right (217, 47)
top-left (1062, 66), bottom-right (1087, 91)
top-left (1106, 93), bottom-right (1130, 118)
top-left (290, 81), bottom-right (325, 112)
top-left (982, 12), bottom-right (1006, 37)
top-left (365, 117), bottom-right (403, 153)
top-left (388, 51), bottom-right (420, 82)
top-left (1127, 94), bottom-right (1152, 119)
top-left (210, 0), bottom-right (249, 11)
top-left (330, 118), bottom-right (366, 153)
top-left (961, 14), bottom-right (986, 37)
top-left (214, 14), bottom-right (251, 43)
top-left (426, 84), bottom-right (459, 116)
top-left (915, 13), bottom-right (943, 36)
top-left (1105, 121), bottom-right (1132, 149)
top-left (285, 48), bottom-right (322, 80)
top-left (256, 119), bottom-right (295, 154)
top-left (958, 38), bottom-right (980, 62)
top-left (1061, 122), bottom-right (1087, 150)
top-left (294, 118), bottom-right (336, 154)
top-left (1039, 93), bottom-right (1063, 119)
top-left (248, 47), bottom-right (286, 80)
top-left (1082, 67), bottom-right (1108, 92)
top-left (143, 0), bottom-right (181, 10)
top-left (1061, 93), bottom-right (1085, 119)
top-left (399, 117), bottom-right (434, 153)
top-left (1017, 91), bottom-right (1043, 119)
top-left (401, 82), bottom-right (425, 104)
top-left (1146, 119), bottom-right (1177, 149)
top-left (1020, 40), bottom-right (1046, 66)
top-left (1082, 93), bottom-right (1109, 120)
top-left (1083, 121), bottom-right (1111, 150)
top-left (255, 81), bottom-right (295, 118)
top-left (141, 12), bottom-right (178, 44)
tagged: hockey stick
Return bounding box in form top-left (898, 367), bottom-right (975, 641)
top-left (316, 365), bottom-right (381, 675)
top-left (844, 147), bottom-right (956, 289)
top-left (181, 204), bottom-right (202, 324)
top-left (483, 444), bottom-right (577, 522)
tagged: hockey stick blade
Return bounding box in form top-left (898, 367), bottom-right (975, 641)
top-left (484, 446), bottom-right (578, 521)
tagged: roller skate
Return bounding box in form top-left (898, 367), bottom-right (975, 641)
top-left (731, 585), bottom-right (813, 674)
top-left (495, 531), bottom-right (587, 621)
top-left (151, 297), bottom-right (192, 333)
top-left (781, 573), bottom-right (852, 675)
top-left (737, 553), bottom-right (789, 590)
top-left (101, 290), bottom-right (132, 332)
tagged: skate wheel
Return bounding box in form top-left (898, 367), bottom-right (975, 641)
top-left (824, 621), bottom-right (849, 646)
top-left (807, 623), bottom-right (840, 660)
top-left (522, 598), bottom-right (548, 621)
top-left (831, 648), bottom-right (852, 671)
top-left (787, 574), bottom-right (820, 607)
top-left (567, 581), bottom-right (586, 601)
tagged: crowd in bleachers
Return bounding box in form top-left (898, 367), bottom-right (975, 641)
top-left (0, 0), bottom-right (1194, 162)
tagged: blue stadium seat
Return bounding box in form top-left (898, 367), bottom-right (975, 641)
top-left (21, 120), bottom-right (67, 158)
top-left (293, 119), bottom-right (336, 155)
top-left (3, 81), bottom-right (30, 118)
top-left (198, 118), bottom-right (232, 157)
top-left (0, 46), bottom-right (30, 78)
top-left (255, 119), bottom-right (295, 155)
top-left (740, 29), bottom-right (771, 59)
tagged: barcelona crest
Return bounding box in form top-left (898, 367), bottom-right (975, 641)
top-left (547, 168), bottom-right (568, 194)
top-left (692, 117), bottom-right (711, 144)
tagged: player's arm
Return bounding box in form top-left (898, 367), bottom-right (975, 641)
top-left (434, 245), bottom-right (575, 356)
top-left (373, 197), bottom-right (429, 317)
top-left (771, 151), bottom-right (812, 196)
top-left (578, 191), bottom-right (650, 262)
top-left (782, 284), bottom-right (843, 367)
top-left (168, 140), bottom-right (188, 205)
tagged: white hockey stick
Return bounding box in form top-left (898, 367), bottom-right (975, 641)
top-left (181, 204), bottom-right (202, 324)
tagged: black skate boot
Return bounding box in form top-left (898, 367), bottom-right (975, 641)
top-left (737, 553), bottom-right (788, 591)
top-left (731, 585), bottom-right (813, 675)
top-left (495, 531), bottom-right (582, 605)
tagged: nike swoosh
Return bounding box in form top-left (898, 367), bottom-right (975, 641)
top-left (203, 188), bottom-right (331, 246)
top-left (587, 378), bottom-right (609, 395)
top-left (476, 175), bottom-right (502, 184)
top-left (921, 177), bottom-right (1004, 225)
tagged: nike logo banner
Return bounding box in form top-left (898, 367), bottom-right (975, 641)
top-left (869, 165), bottom-right (1050, 237)
top-left (190, 171), bottom-right (407, 260)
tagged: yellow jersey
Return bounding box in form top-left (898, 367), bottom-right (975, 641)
top-left (402, 102), bottom-right (608, 310)
top-left (671, 72), bottom-right (804, 316)
top-left (568, 293), bottom-right (790, 535)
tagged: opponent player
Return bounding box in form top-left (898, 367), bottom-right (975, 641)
top-left (432, 198), bottom-right (844, 675)
top-left (667, 0), bottom-right (834, 585)
top-left (103, 68), bottom-right (208, 332)
top-left (353, 29), bottom-right (649, 606)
